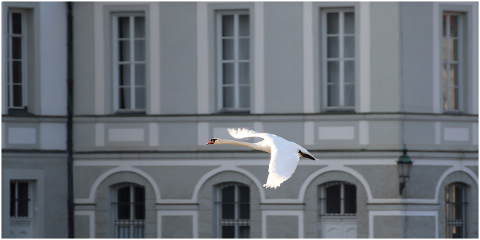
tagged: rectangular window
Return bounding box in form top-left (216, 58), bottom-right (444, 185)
top-left (111, 183), bottom-right (145, 238)
top-left (10, 181), bottom-right (32, 218)
top-left (7, 10), bottom-right (27, 109)
top-left (322, 9), bottom-right (355, 110)
top-left (215, 182), bottom-right (250, 238)
top-left (216, 11), bottom-right (250, 112)
top-left (442, 13), bottom-right (463, 112)
top-left (113, 13), bottom-right (146, 112)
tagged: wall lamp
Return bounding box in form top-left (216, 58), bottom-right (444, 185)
top-left (397, 145), bottom-right (413, 195)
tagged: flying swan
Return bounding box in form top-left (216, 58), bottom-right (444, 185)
top-left (206, 128), bottom-right (317, 189)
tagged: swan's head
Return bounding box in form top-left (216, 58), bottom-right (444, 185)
top-left (206, 138), bottom-right (217, 145)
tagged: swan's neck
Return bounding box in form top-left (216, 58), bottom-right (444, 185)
top-left (216, 139), bottom-right (270, 153)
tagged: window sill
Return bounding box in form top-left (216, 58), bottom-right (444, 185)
top-left (7, 109), bottom-right (35, 117)
top-left (112, 111), bottom-right (147, 116)
top-left (216, 110), bottom-right (251, 115)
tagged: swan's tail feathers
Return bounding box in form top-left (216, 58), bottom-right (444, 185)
top-left (228, 128), bottom-right (259, 139)
top-left (299, 150), bottom-right (317, 161)
top-left (263, 172), bottom-right (289, 189)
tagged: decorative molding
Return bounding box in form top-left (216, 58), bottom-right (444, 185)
top-left (369, 210), bottom-right (438, 238)
top-left (74, 210), bottom-right (95, 238)
top-left (262, 210), bottom-right (304, 238)
top-left (157, 210), bottom-right (198, 238)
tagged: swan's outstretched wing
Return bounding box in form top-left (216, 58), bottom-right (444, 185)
top-left (263, 139), bottom-right (301, 189)
top-left (228, 128), bottom-right (265, 139)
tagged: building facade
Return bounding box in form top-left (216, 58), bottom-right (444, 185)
top-left (2, 2), bottom-right (68, 238)
top-left (2, 1), bottom-right (479, 238)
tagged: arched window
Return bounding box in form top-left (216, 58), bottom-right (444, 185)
top-left (111, 183), bottom-right (145, 238)
top-left (318, 181), bottom-right (357, 238)
top-left (445, 182), bottom-right (467, 238)
top-left (214, 182), bottom-right (250, 238)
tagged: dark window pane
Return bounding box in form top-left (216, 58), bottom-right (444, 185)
top-left (12, 61), bottom-right (22, 83)
top-left (344, 61), bottom-right (355, 83)
top-left (223, 63), bottom-right (235, 85)
top-left (239, 186), bottom-right (250, 219)
top-left (117, 186), bottom-right (131, 219)
top-left (222, 39), bottom-right (234, 60)
top-left (135, 87), bottom-right (146, 109)
top-left (17, 182), bottom-right (29, 217)
top-left (327, 84), bottom-right (339, 107)
top-left (135, 64), bottom-right (146, 86)
top-left (452, 226), bottom-right (463, 238)
top-left (327, 37), bottom-right (339, 58)
top-left (119, 87), bottom-right (131, 109)
top-left (222, 186), bottom-right (235, 219)
top-left (119, 65), bottom-right (131, 86)
top-left (118, 226), bottom-right (130, 238)
top-left (239, 86), bottom-right (250, 109)
top-left (344, 36), bottom-right (355, 58)
top-left (134, 186), bottom-right (145, 220)
top-left (239, 15), bottom-right (249, 36)
top-left (119, 40), bottom-right (130, 61)
top-left (344, 184), bottom-right (357, 214)
top-left (10, 182), bottom-right (16, 217)
top-left (222, 226), bottom-right (235, 238)
top-left (13, 85), bottom-right (22, 107)
top-left (239, 226), bottom-right (250, 238)
top-left (12, 37), bottom-right (22, 59)
top-left (326, 184), bottom-right (341, 214)
top-left (222, 15), bottom-right (234, 37)
top-left (442, 15), bottom-right (447, 37)
top-left (135, 40), bottom-right (145, 61)
top-left (119, 17), bottom-right (130, 38)
top-left (12, 13), bottom-right (22, 34)
top-left (450, 15), bottom-right (458, 37)
top-left (134, 226), bottom-right (145, 238)
top-left (344, 12), bottom-right (355, 34)
top-left (239, 39), bottom-right (249, 60)
top-left (327, 12), bottom-right (339, 34)
top-left (239, 63), bottom-right (249, 84)
top-left (134, 17), bottom-right (145, 38)
top-left (344, 84), bottom-right (355, 107)
top-left (328, 61), bottom-right (339, 83)
top-left (222, 87), bottom-right (234, 108)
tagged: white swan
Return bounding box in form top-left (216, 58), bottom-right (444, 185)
top-left (206, 128), bottom-right (317, 189)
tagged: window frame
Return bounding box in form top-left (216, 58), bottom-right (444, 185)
top-left (321, 8), bottom-right (356, 112)
top-left (112, 12), bottom-right (147, 113)
top-left (442, 12), bottom-right (465, 113)
top-left (318, 181), bottom-right (357, 216)
top-left (10, 180), bottom-right (33, 219)
top-left (110, 183), bottom-right (146, 238)
top-left (216, 10), bottom-right (251, 113)
top-left (445, 182), bottom-right (467, 238)
top-left (214, 182), bottom-right (250, 238)
top-left (6, 9), bottom-right (28, 110)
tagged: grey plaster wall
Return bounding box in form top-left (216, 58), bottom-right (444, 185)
top-left (74, 166), bottom-right (117, 199)
top-left (159, 2), bottom-right (197, 114)
top-left (263, 2), bottom-right (303, 113)
top-left (347, 165), bottom-right (399, 199)
top-left (266, 216), bottom-right (298, 238)
top-left (135, 166), bottom-right (218, 199)
top-left (72, 2), bottom-right (95, 115)
top-left (400, 2), bottom-right (435, 113)
top-left (370, 2), bottom-right (401, 112)
top-left (162, 216), bottom-right (193, 238)
top-left (405, 165), bottom-right (450, 199)
top-left (197, 171), bottom-right (261, 238)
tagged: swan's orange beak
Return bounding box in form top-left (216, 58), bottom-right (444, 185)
top-left (206, 139), bottom-right (215, 145)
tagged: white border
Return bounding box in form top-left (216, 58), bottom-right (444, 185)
top-left (262, 210), bottom-right (304, 238)
top-left (157, 211), bottom-right (198, 238)
top-left (369, 210), bottom-right (438, 238)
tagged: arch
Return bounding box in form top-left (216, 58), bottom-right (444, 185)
top-left (85, 165), bottom-right (161, 203)
top-left (298, 165), bottom-right (373, 202)
top-left (192, 165), bottom-right (265, 203)
top-left (434, 166), bottom-right (478, 203)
